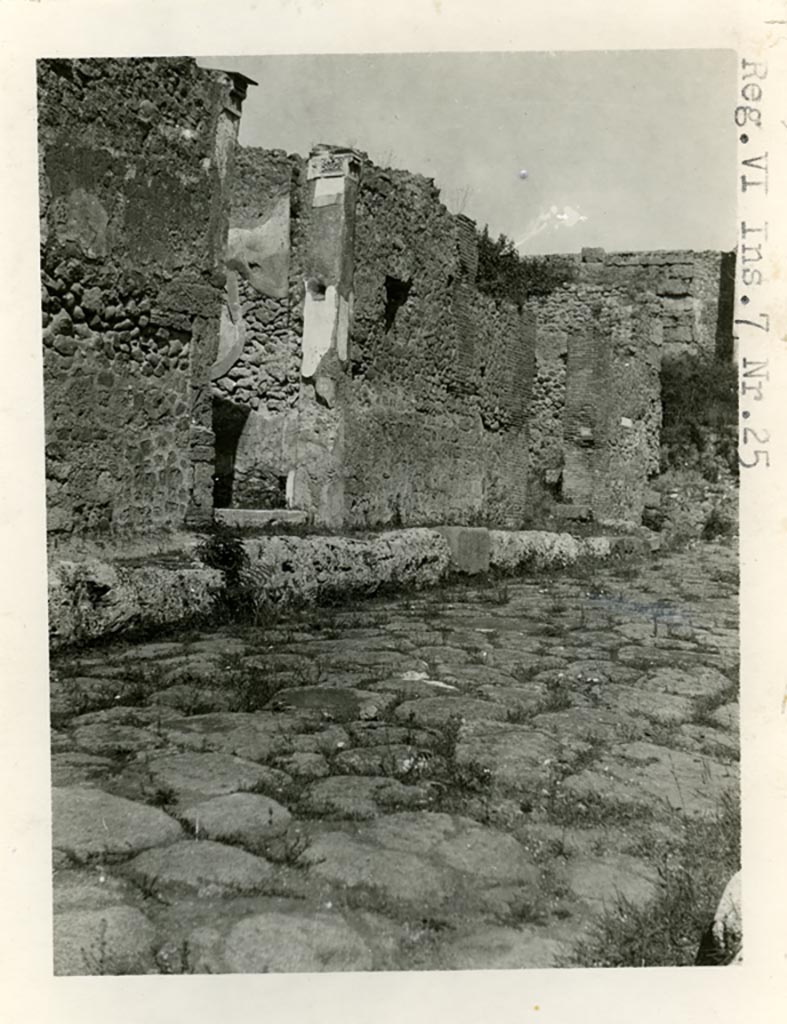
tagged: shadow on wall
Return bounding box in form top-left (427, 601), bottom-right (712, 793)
top-left (714, 251), bottom-right (736, 361)
top-left (212, 397), bottom-right (250, 508)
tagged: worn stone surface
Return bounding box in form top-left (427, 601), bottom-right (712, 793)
top-left (49, 541), bottom-right (739, 974)
top-left (139, 752), bottom-right (277, 803)
top-left (53, 906), bottom-right (156, 975)
top-left (179, 793), bottom-right (292, 845)
top-left (224, 912), bottom-right (374, 973)
top-left (52, 787), bottom-right (183, 860)
top-left (562, 742), bottom-right (738, 818)
top-left (299, 775), bottom-right (433, 819)
top-left (124, 840), bottom-right (273, 898)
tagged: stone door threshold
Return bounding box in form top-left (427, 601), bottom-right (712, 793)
top-left (215, 508), bottom-right (308, 528)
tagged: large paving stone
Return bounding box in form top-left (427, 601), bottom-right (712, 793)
top-left (51, 752), bottom-right (116, 788)
top-left (677, 723), bottom-right (739, 758)
top-left (531, 707), bottom-right (644, 744)
top-left (142, 752), bottom-right (278, 802)
top-left (52, 786), bottom-right (183, 860)
top-left (394, 696), bottom-right (508, 727)
top-left (162, 711), bottom-right (302, 761)
top-left (111, 641), bottom-right (190, 661)
top-left (224, 912), bottom-right (373, 973)
top-left (369, 677), bottom-right (461, 699)
top-left (72, 724), bottom-right (162, 757)
top-left (274, 751), bottom-right (330, 779)
top-left (345, 721), bottom-right (433, 749)
top-left (148, 683), bottom-right (237, 713)
top-left (616, 645), bottom-right (706, 669)
top-left (564, 854), bottom-right (660, 909)
top-left (303, 812), bottom-right (539, 914)
top-left (332, 744), bottom-right (425, 777)
top-left (53, 868), bottom-right (141, 912)
top-left (317, 649), bottom-right (430, 678)
top-left (299, 775), bottom-right (433, 819)
top-left (562, 742), bottom-right (739, 819)
top-left (455, 721), bottom-right (562, 791)
top-left (479, 683), bottom-right (547, 716)
top-left (268, 686), bottom-right (396, 722)
top-left (645, 666), bottom-right (734, 700)
top-left (303, 832), bottom-right (449, 905)
top-left (597, 685), bottom-right (695, 726)
top-left (69, 706), bottom-right (180, 729)
top-left (124, 839), bottom-right (273, 898)
top-left (710, 702), bottom-right (738, 731)
top-left (179, 793), bottom-right (292, 846)
top-left (53, 906), bottom-right (155, 975)
top-left (428, 925), bottom-right (567, 970)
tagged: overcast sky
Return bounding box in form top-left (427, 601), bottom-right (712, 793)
top-left (199, 50), bottom-right (736, 255)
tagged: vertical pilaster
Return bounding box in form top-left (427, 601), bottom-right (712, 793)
top-left (185, 71), bottom-right (252, 527)
top-left (300, 145), bottom-right (361, 389)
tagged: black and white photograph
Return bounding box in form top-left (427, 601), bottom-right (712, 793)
top-left (39, 45), bottom-right (743, 975)
top-left (1, 1), bottom-right (784, 1020)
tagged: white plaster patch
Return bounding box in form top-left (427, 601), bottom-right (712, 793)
top-left (286, 470), bottom-right (296, 509)
top-left (301, 284), bottom-right (338, 378)
top-left (620, 417), bottom-right (634, 429)
top-left (209, 306), bottom-right (246, 381)
top-left (313, 176), bottom-right (345, 208)
top-left (336, 294), bottom-right (351, 362)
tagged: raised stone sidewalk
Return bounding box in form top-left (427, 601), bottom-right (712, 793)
top-left (48, 526), bottom-right (650, 649)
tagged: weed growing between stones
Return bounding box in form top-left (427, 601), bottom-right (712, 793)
top-left (561, 793), bottom-right (740, 967)
top-left (537, 675), bottom-right (574, 713)
top-left (195, 523), bottom-right (273, 625)
top-left (426, 715), bottom-right (493, 805)
top-left (691, 681), bottom-right (739, 728)
top-left (149, 786), bottom-right (178, 810)
top-left (497, 864), bottom-right (573, 929)
top-left (505, 706), bottom-right (534, 725)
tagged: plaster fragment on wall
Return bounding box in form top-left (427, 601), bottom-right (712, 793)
top-left (209, 304), bottom-right (246, 381)
top-left (620, 416), bottom-right (633, 429)
top-left (302, 283), bottom-right (338, 378)
top-left (226, 193), bottom-right (290, 299)
top-left (313, 175), bottom-right (346, 208)
top-left (58, 188), bottom-right (109, 258)
top-left (336, 293), bottom-right (351, 362)
top-left (212, 109), bottom-right (237, 182)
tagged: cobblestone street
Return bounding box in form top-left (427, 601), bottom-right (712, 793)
top-left (50, 542), bottom-right (739, 974)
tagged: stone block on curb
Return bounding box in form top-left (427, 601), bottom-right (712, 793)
top-left (436, 526), bottom-right (490, 575)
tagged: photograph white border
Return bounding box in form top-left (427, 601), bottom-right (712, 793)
top-left (1, 1), bottom-right (784, 1021)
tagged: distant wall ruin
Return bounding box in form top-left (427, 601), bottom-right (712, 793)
top-left (522, 247), bottom-right (734, 523)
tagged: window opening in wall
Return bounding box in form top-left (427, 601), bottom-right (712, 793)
top-left (384, 275), bottom-right (412, 333)
top-left (212, 397), bottom-right (251, 509)
top-left (307, 278), bottom-right (327, 301)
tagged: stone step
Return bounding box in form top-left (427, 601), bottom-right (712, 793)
top-left (215, 508), bottom-right (308, 528)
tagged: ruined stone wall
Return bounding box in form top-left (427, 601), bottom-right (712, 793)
top-left (213, 146), bottom-right (350, 523)
top-left (561, 291), bottom-right (662, 524)
top-left (523, 247), bottom-right (734, 359)
top-left (522, 245), bottom-right (733, 524)
top-left (344, 168), bottom-right (534, 528)
top-left (39, 57), bottom-right (245, 540)
top-left (524, 278), bottom-right (662, 523)
top-left (217, 150), bottom-right (536, 529)
top-left (210, 147), bottom-right (303, 508)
